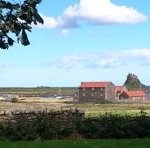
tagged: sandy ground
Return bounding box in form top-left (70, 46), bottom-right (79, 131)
top-left (1, 97), bottom-right (150, 117)
top-left (0, 97), bottom-right (74, 112)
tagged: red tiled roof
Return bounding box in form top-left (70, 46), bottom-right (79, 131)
top-left (128, 91), bottom-right (145, 97)
top-left (79, 82), bottom-right (111, 88)
top-left (115, 86), bottom-right (124, 92)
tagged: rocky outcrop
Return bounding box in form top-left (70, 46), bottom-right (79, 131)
top-left (124, 73), bottom-right (146, 90)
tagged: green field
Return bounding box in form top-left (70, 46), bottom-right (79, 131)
top-left (66, 103), bottom-right (150, 117)
top-left (1, 100), bottom-right (150, 117)
top-left (0, 139), bottom-right (149, 148)
top-left (0, 87), bottom-right (150, 117)
top-left (0, 87), bottom-right (77, 95)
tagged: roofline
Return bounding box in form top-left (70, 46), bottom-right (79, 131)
top-left (79, 81), bottom-right (114, 88)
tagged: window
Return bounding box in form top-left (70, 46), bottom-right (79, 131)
top-left (91, 88), bottom-right (95, 91)
top-left (100, 88), bottom-right (103, 91)
top-left (83, 88), bottom-right (86, 91)
top-left (83, 93), bottom-right (86, 97)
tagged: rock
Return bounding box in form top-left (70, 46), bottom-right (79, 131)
top-left (124, 73), bottom-right (146, 90)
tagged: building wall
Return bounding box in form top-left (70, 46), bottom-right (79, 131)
top-left (129, 96), bottom-right (145, 101)
top-left (119, 91), bottom-right (129, 99)
top-left (105, 83), bottom-right (116, 100)
top-left (116, 86), bottom-right (128, 99)
top-left (77, 82), bottom-right (116, 102)
top-left (78, 87), bottom-right (105, 103)
top-left (116, 92), bottom-right (120, 99)
top-left (73, 92), bottom-right (79, 102)
top-left (145, 91), bottom-right (150, 100)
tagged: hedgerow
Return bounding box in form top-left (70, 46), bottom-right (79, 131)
top-left (0, 109), bottom-right (150, 140)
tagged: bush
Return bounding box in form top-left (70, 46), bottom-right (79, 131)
top-left (77, 111), bottom-right (150, 139)
top-left (0, 110), bottom-right (150, 140)
top-left (11, 97), bottom-right (19, 103)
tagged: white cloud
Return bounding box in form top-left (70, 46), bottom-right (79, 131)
top-left (45, 49), bottom-right (150, 70)
top-left (35, 14), bottom-right (58, 29)
top-left (37, 0), bottom-right (148, 30)
top-left (0, 64), bottom-right (14, 69)
top-left (122, 49), bottom-right (150, 60)
top-left (97, 59), bottom-right (122, 68)
top-left (50, 55), bottom-right (87, 69)
top-left (61, 29), bottom-right (69, 36)
top-left (0, 64), bottom-right (15, 73)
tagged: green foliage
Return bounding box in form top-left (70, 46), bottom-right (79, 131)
top-left (78, 110), bottom-right (150, 139)
top-left (0, 110), bottom-right (150, 140)
top-left (11, 97), bottom-right (19, 103)
top-left (0, 0), bottom-right (43, 49)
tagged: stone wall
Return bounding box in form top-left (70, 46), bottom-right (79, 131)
top-left (0, 109), bottom-right (85, 126)
top-left (105, 83), bottom-right (116, 100)
top-left (78, 88), bottom-right (105, 103)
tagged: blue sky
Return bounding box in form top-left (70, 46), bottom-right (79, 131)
top-left (1, 0), bottom-right (150, 87)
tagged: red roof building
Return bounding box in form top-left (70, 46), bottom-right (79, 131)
top-left (80, 82), bottom-right (111, 88)
top-left (115, 85), bottom-right (128, 99)
top-left (75, 81), bottom-right (116, 103)
top-left (115, 86), bottom-right (124, 92)
top-left (119, 90), bottom-right (145, 101)
top-left (128, 91), bottom-right (145, 97)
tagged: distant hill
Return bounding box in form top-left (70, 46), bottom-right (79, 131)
top-left (146, 86), bottom-right (150, 91)
top-left (0, 87), bottom-right (77, 97)
top-left (124, 73), bottom-right (147, 90)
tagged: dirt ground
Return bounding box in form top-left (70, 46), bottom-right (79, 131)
top-left (0, 97), bottom-right (73, 112)
top-left (0, 97), bottom-right (150, 117)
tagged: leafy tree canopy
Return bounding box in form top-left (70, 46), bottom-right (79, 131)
top-left (0, 0), bottom-right (43, 49)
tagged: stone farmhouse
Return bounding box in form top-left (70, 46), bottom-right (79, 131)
top-left (74, 81), bottom-right (146, 103)
top-left (119, 91), bottom-right (145, 101)
top-left (74, 82), bottom-right (116, 103)
top-left (115, 86), bottom-right (146, 100)
top-left (115, 86), bottom-right (128, 99)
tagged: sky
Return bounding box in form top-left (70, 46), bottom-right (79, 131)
top-left (1, 0), bottom-right (150, 87)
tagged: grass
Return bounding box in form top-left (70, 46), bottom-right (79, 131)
top-left (0, 87), bottom-right (77, 96)
top-left (1, 99), bottom-right (150, 117)
top-left (67, 103), bottom-right (150, 117)
top-left (1, 98), bottom-right (150, 117)
top-left (0, 139), bottom-right (149, 148)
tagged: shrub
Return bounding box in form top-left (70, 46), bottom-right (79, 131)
top-left (11, 97), bottom-right (19, 103)
top-left (0, 110), bottom-right (150, 140)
